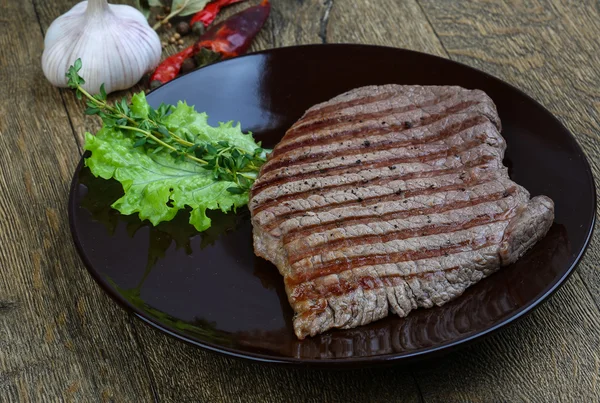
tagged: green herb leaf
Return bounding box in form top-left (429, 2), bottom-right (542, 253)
top-left (133, 138), bottom-right (147, 147)
top-left (102, 117), bottom-right (116, 127)
top-left (120, 98), bottom-right (130, 116)
top-left (99, 83), bottom-right (107, 101)
top-left (226, 187), bottom-right (245, 194)
top-left (157, 125), bottom-right (171, 138)
top-left (66, 58), bottom-right (85, 88)
top-left (170, 0), bottom-right (210, 17)
top-left (156, 103), bottom-right (171, 118)
top-left (206, 143), bottom-right (218, 155)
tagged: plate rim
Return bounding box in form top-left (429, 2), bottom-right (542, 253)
top-left (68, 43), bottom-right (597, 367)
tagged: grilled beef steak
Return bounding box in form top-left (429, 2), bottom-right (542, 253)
top-left (249, 85), bottom-right (554, 339)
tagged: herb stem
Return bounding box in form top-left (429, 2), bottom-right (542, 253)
top-left (153, 125), bottom-right (194, 147)
top-left (172, 136), bottom-right (194, 147)
top-left (166, 134), bottom-right (193, 147)
top-left (115, 125), bottom-right (208, 165)
top-left (217, 147), bottom-right (232, 156)
top-left (239, 172), bottom-right (257, 180)
top-left (184, 154), bottom-right (208, 165)
top-left (152, 0), bottom-right (189, 30)
top-left (77, 86), bottom-right (99, 104)
top-left (78, 85), bottom-right (118, 114)
top-left (115, 125), bottom-right (176, 151)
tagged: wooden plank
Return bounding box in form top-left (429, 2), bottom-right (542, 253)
top-left (326, 0), bottom-right (446, 57)
top-left (0, 1), bottom-right (155, 401)
top-left (139, 331), bottom-right (422, 402)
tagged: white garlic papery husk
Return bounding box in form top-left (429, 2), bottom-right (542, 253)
top-left (42, 0), bottom-right (161, 94)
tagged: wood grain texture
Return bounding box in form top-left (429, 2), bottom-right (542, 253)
top-left (5, 0), bottom-right (599, 401)
top-left (326, 0), bottom-right (446, 57)
top-left (0, 1), bottom-right (155, 402)
top-left (139, 332), bottom-right (422, 403)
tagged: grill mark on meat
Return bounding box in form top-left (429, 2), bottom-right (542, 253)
top-left (288, 211), bottom-right (510, 265)
top-left (263, 175), bottom-right (500, 232)
top-left (298, 90), bottom-right (401, 123)
top-left (287, 236), bottom-right (497, 289)
top-left (294, 270), bottom-right (457, 314)
top-left (272, 101), bottom-right (478, 159)
top-left (273, 100), bottom-right (479, 160)
top-left (263, 109), bottom-right (483, 173)
top-left (285, 95), bottom-right (453, 140)
top-left (252, 136), bottom-right (489, 198)
top-left (294, 266), bottom-right (466, 319)
top-left (282, 186), bottom-right (516, 245)
top-left (296, 300), bottom-right (329, 319)
top-left (252, 156), bottom-right (495, 215)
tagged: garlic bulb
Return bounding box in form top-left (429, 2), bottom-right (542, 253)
top-left (42, 0), bottom-right (161, 94)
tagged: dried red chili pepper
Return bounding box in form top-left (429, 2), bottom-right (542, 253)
top-left (190, 0), bottom-right (247, 34)
top-left (149, 45), bottom-right (196, 88)
top-left (149, 0), bottom-right (270, 88)
top-left (194, 0), bottom-right (270, 59)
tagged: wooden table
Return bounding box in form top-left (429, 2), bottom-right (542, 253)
top-left (2, 0), bottom-right (599, 401)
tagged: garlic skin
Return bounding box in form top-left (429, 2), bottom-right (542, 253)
top-left (42, 0), bottom-right (161, 94)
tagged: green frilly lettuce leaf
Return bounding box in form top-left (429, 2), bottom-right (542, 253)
top-left (83, 93), bottom-right (261, 232)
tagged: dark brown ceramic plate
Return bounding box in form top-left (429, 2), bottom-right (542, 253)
top-left (69, 44), bottom-right (595, 367)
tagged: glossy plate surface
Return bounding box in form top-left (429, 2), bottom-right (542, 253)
top-left (69, 44), bottom-right (596, 367)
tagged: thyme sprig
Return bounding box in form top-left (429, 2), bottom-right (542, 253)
top-left (66, 58), bottom-right (267, 194)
